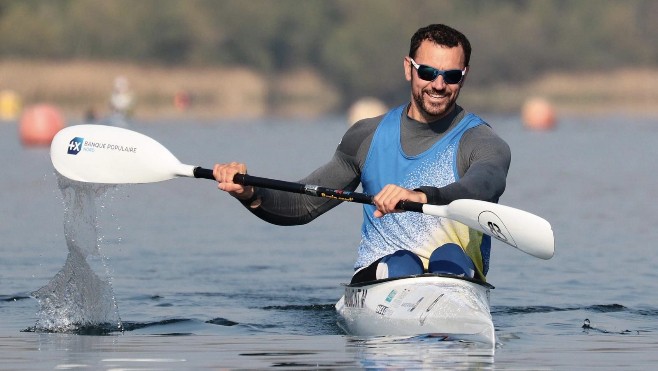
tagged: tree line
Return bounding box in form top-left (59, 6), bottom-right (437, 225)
top-left (1, 0), bottom-right (656, 105)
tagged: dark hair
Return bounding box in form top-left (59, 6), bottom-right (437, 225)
top-left (409, 24), bottom-right (471, 67)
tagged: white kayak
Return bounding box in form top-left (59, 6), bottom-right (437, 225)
top-left (335, 274), bottom-right (495, 345)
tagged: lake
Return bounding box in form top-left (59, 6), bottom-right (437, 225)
top-left (1, 112), bottom-right (658, 370)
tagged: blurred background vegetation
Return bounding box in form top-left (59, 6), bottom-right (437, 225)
top-left (1, 0), bottom-right (657, 119)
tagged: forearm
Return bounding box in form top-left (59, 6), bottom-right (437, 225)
top-left (417, 162), bottom-right (507, 204)
top-left (239, 151), bottom-right (361, 225)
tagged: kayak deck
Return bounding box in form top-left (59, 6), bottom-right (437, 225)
top-left (335, 274), bottom-right (495, 345)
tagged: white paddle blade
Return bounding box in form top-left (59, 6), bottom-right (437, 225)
top-left (50, 124), bottom-right (196, 184)
top-left (423, 200), bottom-right (555, 260)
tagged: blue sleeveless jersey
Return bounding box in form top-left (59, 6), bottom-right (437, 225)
top-left (356, 105), bottom-right (491, 279)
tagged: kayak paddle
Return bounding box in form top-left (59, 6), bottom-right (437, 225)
top-left (50, 124), bottom-right (555, 260)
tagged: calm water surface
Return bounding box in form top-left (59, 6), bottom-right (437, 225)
top-left (1, 113), bottom-right (658, 370)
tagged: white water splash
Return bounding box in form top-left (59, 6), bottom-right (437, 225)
top-left (32, 175), bottom-right (123, 332)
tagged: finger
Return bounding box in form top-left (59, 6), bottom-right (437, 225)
top-left (374, 185), bottom-right (403, 215)
top-left (214, 164), bottom-right (231, 184)
top-left (384, 186), bottom-right (403, 210)
top-left (214, 163), bottom-right (244, 192)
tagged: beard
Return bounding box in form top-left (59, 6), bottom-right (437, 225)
top-left (411, 84), bottom-right (460, 121)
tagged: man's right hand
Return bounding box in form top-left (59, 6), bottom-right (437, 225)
top-left (213, 162), bottom-right (255, 200)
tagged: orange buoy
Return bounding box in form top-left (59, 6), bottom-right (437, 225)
top-left (19, 104), bottom-right (65, 146)
top-left (521, 97), bottom-right (556, 131)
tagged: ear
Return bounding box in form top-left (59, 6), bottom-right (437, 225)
top-left (404, 57), bottom-right (413, 82)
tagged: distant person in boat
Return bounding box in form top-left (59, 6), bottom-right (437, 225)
top-left (213, 24), bottom-right (511, 284)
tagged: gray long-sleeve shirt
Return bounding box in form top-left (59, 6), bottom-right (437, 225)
top-left (241, 104), bottom-right (511, 226)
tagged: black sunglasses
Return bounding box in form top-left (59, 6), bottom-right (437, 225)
top-left (409, 58), bottom-right (465, 84)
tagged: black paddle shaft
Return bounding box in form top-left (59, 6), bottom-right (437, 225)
top-left (193, 167), bottom-right (424, 213)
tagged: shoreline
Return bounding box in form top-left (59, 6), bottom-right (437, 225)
top-left (1, 60), bottom-right (658, 121)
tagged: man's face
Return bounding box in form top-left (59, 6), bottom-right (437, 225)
top-left (405, 40), bottom-right (468, 123)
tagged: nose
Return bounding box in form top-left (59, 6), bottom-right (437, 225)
top-left (430, 75), bottom-right (447, 89)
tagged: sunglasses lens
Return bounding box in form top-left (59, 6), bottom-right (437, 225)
top-left (443, 70), bottom-right (463, 84)
top-left (417, 66), bottom-right (438, 81)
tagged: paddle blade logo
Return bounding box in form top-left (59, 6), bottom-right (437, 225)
top-left (67, 137), bottom-right (84, 155)
top-left (478, 211), bottom-right (517, 247)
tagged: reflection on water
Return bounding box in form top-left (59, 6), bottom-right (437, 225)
top-left (348, 335), bottom-right (495, 370)
top-left (9, 332), bottom-right (495, 370)
top-left (31, 175), bottom-right (122, 333)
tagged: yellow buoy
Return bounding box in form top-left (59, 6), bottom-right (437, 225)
top-left (0, 90), bottom-right (22, 121)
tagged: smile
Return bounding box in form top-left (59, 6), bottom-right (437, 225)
top-left (427, 91), bottom-right (447, 100)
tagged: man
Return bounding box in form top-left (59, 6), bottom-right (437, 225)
top-left (214, 24), bottom-right (510, 284)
